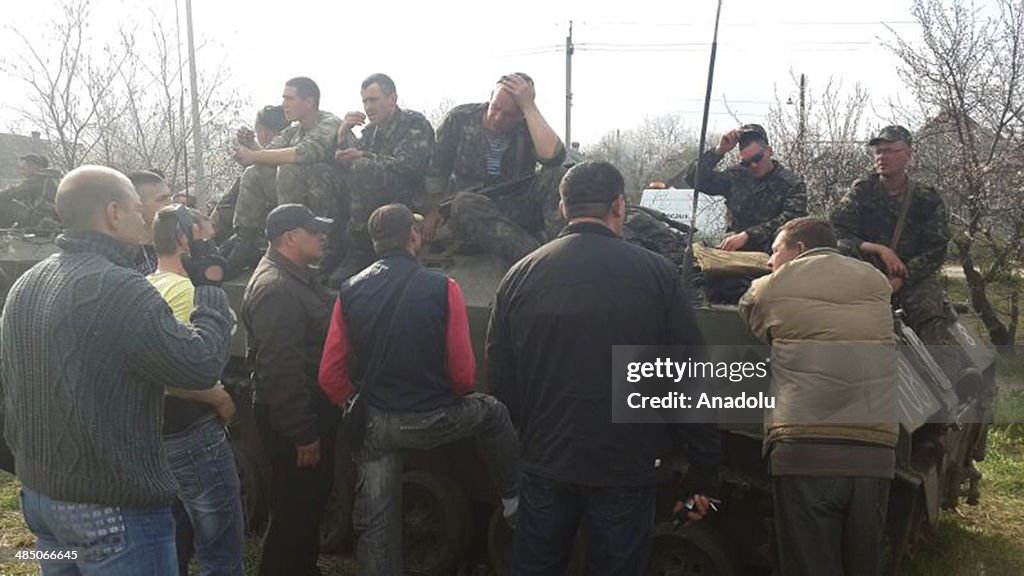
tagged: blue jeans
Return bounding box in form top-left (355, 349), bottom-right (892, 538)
top-left (163, 417), bottom-right (245, 576)
top-left (20, 485), bottom-right (177, 576)
top-left (354, 393), bottom-right (520, 576)
top-left (511, 473), bottom-right (656, 576)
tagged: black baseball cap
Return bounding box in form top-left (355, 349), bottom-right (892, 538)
top-left (868, 125), bottom-right (913, 147)
top-left (265, 203), bottom-right (332, 240)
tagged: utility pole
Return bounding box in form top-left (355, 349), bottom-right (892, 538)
top-left (797, 73), bottom-right (806, 167)
top-left (185, 0), bottom-right (206, 204)
top-left (565, 20), bottom-right (574, 147)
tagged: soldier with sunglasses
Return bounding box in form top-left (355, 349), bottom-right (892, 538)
top-left (671, 124), bottom-right (806, 254)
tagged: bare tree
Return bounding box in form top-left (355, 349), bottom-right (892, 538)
top-left (887, 0), bottom-right (1024, 347)
top-left (2, 0), bottom-right (247, 206)
top-left (425, 96), bottom-right (456, 130)
top-left (766, 73), bottom-right (873, 216)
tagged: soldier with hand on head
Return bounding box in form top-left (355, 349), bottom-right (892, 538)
top-left (424, 72), bottom-right (567, 263)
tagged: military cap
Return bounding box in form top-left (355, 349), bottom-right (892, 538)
top-left (265, 203), bottom-right (332, 240)
top-left (19, 154), bottom-right (48, 168)
top-left (868, 125), bottom-right (913, 147)
top-left (368, 203), bottom-right (422, 254)
top-left (739, 123), bottom-right (769, 147)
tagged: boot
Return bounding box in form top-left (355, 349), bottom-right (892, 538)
top-left (221, 228), bottom-right (264, 280)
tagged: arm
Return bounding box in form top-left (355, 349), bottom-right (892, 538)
top-left (355, 116), bottom-right (435, 181)
top-left (236, 147), bottom-right (299, 167)
top-left (167, 383), bottom-right (235, 422)
top-left (737, 278), bottom-right (771, 344)
top-left (445, 279), bottom-right (476, 395)
top-left (486, 279), bottom-right (518, 422)
top-left (501, 75), bottom-right (564, 165)
top-left (319, 298), bottom-right (355, 406)
top-left (247, 288), bottom-right (318, 445)
top-left (671, 150), bottom-right (733, 197)
top-left (743, 180), bottom-right (808, 251)
top-left (829, 188), bottom-right (867, 249)
top-left (127, 282), bottom-right (233, 391)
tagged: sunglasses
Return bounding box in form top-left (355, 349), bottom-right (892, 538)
top-left (740, 151), bottom-right (766, 168)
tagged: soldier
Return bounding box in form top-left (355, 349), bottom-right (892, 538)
top-left (669, 123), bottom-right (807, 301)
top-left (425, 72), bottom-right (567, 263)
top-left (328, 73), bottom-right (435, 283)
top-left (0, 154), bottom-right (62, 228)
top-left (227, 77), bottom-right (342, 275)
top-left (830, 125), bottom-right (977, 386)
top-left (671, 124), bottom-right (806, 253)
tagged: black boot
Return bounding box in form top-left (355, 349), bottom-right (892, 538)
top-left (221, 228), bottom-right (264, 280)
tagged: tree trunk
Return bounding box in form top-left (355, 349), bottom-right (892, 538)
top-left (957, 239), bottom-right (1012, 347)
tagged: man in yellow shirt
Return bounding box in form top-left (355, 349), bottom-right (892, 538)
top-left (147, 205), bottom-right (245, 576)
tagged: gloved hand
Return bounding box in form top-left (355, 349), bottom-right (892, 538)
top-left (184, 239), bottom-right (227, 286)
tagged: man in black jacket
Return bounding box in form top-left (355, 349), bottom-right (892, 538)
top-left (242, 203), bottom-right (336, 576)
top-left (487, 161), bottom-right (721, 575)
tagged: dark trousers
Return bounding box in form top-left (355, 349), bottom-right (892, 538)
top-left (255, 405), bottom-right (337, 576)
top-left (512, 472), bottom-right (656, 576)
top-left (772, 475), bottom-right (890, 576)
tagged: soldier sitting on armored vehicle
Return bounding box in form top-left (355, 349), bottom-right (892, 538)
top-left (830, 125), bottom-right (981, 390)
top-left (227, 77), bottom-right (342, 278)
top-left (328, 73), bottom-right (435, 284)
top-left (0, 154), bottom-right (62, 229)
top-left (424, 72), bottom-right (567, 263)
top-left (669, 124), bottom-right (807, 302)
top-left (214, 105), bottom-right (289, 253)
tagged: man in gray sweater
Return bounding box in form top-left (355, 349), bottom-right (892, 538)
top-left (0, 166), bottom-right (233, 575)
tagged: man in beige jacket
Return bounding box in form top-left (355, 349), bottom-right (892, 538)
top-left (739, 217), bottom-right (897, 576)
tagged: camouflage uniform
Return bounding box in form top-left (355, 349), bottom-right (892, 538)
top-left (830, 173), bottom-right (951, 345)
top-left (671, 150), bottom-right (807, 253)
top-left (426, 102), bottom-right (567, 262)
top-left (232, 110), bottom-right (342, 232)
top-left (336, 108), bottom-right (435, 272)
top-left (0, 169), bottom-right (61, 228)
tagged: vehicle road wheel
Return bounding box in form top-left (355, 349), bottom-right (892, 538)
top-left (649, 521), bottom-right (740, 576)
top-left (401, 470), bottom-right (472, 576)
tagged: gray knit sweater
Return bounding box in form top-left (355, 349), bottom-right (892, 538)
top-left (0, 231), bottom-right (233, 507)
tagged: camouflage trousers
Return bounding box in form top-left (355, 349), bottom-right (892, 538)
top-left (232, 162), bottom-right (342, 232)
top-left (321, 161), bottom-right (419, 282)
top-left (449, 166), bottom-right (568, 263)
top-left (897, 275), bottom-right (955, 346)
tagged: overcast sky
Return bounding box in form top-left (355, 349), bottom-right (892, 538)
top-left (1, 0), bottom-right (969, 147)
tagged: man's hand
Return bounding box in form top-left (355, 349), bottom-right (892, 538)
top-left (672, 494), bottom-right (712, 526)
top-left (295, 439), bottom-right (321, 468)
top-left (234, 145), bottom-right (256, 167)
top-left (185, 239), bottom-right (227, 286)
top-left (236, 127), bottom-right (257, 149)
top-left (334, 148), bottom-right (364, 166)
top-left (420, 210), bottom-right (445, 242)
top-left (861, 242), bottom-right (907, 277)
top-left (209, 383), bottom-right (236, 423)
top-left (718, 231), bottom-right (749, 252)
top-left (499, 74), bottom-right (537, 111)
top-left (339, 111), bottom-right (367, 134)
top-left (889, 275), bottom-right (905, 294)
top-left (715, 129), bottom-right (741, 156)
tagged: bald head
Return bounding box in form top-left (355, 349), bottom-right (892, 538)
top-left (56, 166), bottom-right (139, 231)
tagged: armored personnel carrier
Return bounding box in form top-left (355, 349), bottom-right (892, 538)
top-left (0, 217), bottom-right (998, 575)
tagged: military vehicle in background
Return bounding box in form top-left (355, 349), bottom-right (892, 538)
top-left (0, 215), bottom-right (998, 575)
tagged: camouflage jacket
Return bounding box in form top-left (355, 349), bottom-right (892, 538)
top-left (425, 102), bottom-right (566, 210)
top-left (673, 150), bottom-right (807, 253)
top-left (0, 170), bottom-right (61, 227)
top-left (350, 107), bottom-right (434, 204)
top-left (271, 110), bottom-right (341, 164)
top-left (830, 173), bottom-right (949, 287)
